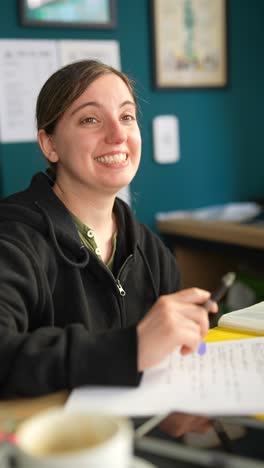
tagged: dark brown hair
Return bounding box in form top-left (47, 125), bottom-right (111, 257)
top-left (36, 60), bottom-right (137, 134)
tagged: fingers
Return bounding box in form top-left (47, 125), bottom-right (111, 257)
top-left (172, 287), bottom-right (211, 304)
top-left (137, 287), bottom-right (218, 371)
top-left (173, 321), bottom-right (202, 354)
top-left (137, 311), bottom-right (202, 370)
top-left (157, 312), bottom-right (204, 355)
top-left (202, 298), bottom-right (218, 313)
top-left (157, 295), bottom-right (210, 339)
top-left (171, 288), bottom-right (218, 313)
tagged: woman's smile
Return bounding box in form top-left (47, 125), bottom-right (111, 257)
top-left (94, 152), bottom-right (128, 166)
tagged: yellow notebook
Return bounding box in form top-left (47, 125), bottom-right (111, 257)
top-left (206, 326), bottom-right (264, 343)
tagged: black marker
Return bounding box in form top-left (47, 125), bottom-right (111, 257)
top-left (198, 272), bottom-right (236, 355)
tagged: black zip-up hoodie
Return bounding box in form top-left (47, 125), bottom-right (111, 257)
top-left (0, 172), bottom-right (180, 397)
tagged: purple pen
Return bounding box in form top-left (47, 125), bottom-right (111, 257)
top-left (198, 272), bottom-right (236, 355)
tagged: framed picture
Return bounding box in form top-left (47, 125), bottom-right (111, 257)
top-left (151, 0), bottom-right (227, 88)
top-left (18, 0), bottom-right (116, 29)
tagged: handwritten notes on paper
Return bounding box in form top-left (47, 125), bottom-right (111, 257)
top-left (152, 338), bottom-right (264, 407)
top-left (66, 337), bottom-right (264, 416)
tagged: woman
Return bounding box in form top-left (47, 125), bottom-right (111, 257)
top-left (0, 60), bottom-right (216, 397)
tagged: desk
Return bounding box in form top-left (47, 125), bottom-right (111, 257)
top-left (1, 391), bottom-right (264, 467)
top-left (0, 331), bottom-right (263, 468)
top-left (156, 218), bottom-right (264, 290)
top-left (0, 391), bottom-right (68, 431)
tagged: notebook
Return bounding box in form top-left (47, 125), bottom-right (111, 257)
top-left (217, 301), bottom-right (264, 334)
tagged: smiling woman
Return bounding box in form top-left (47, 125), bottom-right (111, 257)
top-left (36, 61), bottom-right (141, 206)
top-left (37, 69), bottom-right (141, 203)
top-left (0, 59), bottom-right (216, 397)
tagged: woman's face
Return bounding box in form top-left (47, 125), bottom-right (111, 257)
top-left (41, 73), bottom-right (141, 196)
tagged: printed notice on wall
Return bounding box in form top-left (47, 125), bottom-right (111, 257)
top-left (58, 40), bottom-right (121, 70)
top-left (0, 40), bottom-right (58, 143)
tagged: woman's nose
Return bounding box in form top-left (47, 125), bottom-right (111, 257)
top-left (104, 120), bottom-right (127, 144)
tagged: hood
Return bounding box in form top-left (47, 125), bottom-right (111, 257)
top-left (0, 172), bottom-right (88, 268)
top-left (0, 172), bottom-right (139, 269)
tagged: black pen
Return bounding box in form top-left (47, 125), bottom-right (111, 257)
top-left (198, 272), bottom-right (236, 355)
top-left (212, 418), bottom-right (234, 453)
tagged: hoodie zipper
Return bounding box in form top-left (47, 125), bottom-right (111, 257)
top-left (88, 251), bottom-right (133, 326)
top-left (115, 254), bottom-right (133, 297)
top-left (114, 254), bottom-right (133, 327)
top-left (116, 279), bottom-right (126, 296)
top-left (89, 250), bottom-right (133, 298)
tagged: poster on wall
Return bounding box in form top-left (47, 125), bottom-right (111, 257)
top-left (19, 0), bottom-right (116, 29)
top-left (152, 0), bottom-right (227, 88)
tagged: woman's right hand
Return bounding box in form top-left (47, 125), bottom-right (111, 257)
top-left (137, 288), bottom-right (217, 371)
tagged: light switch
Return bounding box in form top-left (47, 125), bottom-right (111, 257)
top-left (152, 115), bottom-right (180, 164)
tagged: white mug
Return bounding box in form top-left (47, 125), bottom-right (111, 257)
top-left (0, 408), bottom-right (133, 468)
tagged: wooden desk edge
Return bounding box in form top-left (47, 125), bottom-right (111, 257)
top-left (156, 218), bottom-right (264, 250)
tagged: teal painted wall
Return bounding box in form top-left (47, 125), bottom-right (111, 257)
top-left (0, 1), bottom-right (263, 230)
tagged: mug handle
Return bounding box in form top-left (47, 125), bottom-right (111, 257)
top-left (0, 442), bottom-right (18, 468)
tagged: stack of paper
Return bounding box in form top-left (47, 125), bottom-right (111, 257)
top-left (156, 202), bottom-right (262, 223)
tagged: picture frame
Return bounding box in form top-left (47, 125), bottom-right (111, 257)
top-left (18, 0), bottom-right (116, 29)
top-left (151, 0), bottom-right (227, 88)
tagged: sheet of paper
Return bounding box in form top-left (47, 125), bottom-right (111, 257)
top-left (58, 40), bottom-right (121, 70)
top-left (0, 39), bottom-right (58, 143)
top-left (66, 337), bottom-right (264, 416)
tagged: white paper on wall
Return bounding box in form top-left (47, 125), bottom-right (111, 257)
top-left (0, 39), bottom-right (58, 143)
top-left (58, 40), bottom-right (121, 70)
top-left (0, 39), bottom-right (121, 143)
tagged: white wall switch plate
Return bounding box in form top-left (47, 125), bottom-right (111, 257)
top-left (153, 115), bottom-right (180, 164)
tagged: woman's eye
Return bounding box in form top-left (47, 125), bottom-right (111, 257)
top-left (121, 114), bottom-right (135, 122)
top-left (81, 117), bottom-right (98, 124)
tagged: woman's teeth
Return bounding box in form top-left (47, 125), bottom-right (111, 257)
top-left (96, 153), bottom-right (127, 164)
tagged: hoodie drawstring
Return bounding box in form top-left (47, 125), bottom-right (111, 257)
top-left (34, 201), bottom-right (89, 268)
